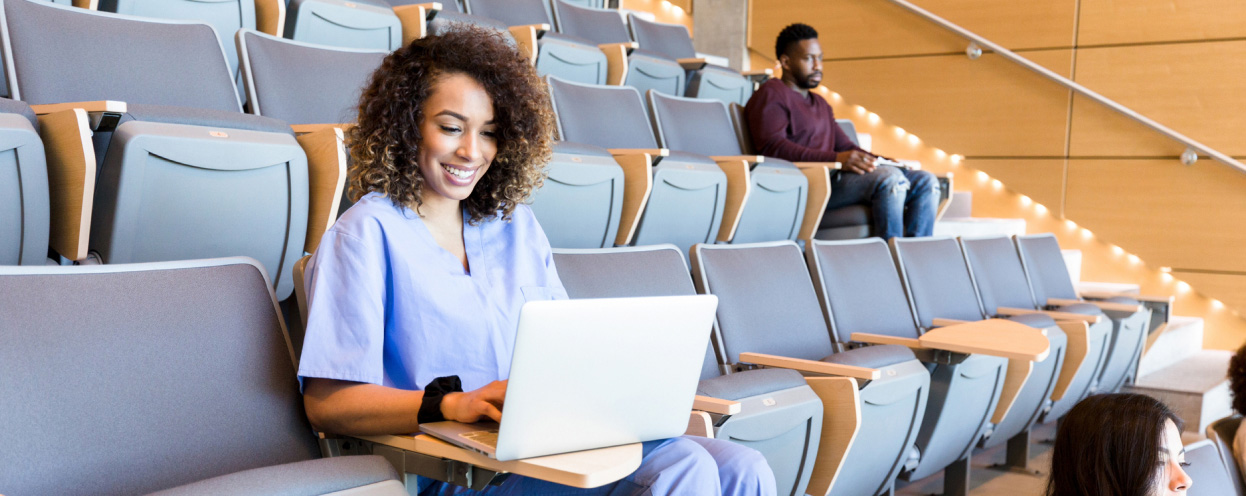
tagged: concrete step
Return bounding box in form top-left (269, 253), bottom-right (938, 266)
top-left (1124, 349), bottom-right (1233, 435)
top-left (1139, 316), bottom-right (1206, 377)
top-left (933, 217), bottom-right (1026, 238)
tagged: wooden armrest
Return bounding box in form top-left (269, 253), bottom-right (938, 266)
top-left (713, 158), bottom-right (751, 242)
top-left (930, 318), bottom-right (970, 327)
top-left (394, 3), bottom-right (441, 44)
top-left (508, 24), bottom-right (550, 66)
top-left (797, 165), bottom-right (830, 240)
top-left (992, 358), bottom-right (1033, 424)
top-left (610, 153), bottom-right (653, 246)
top-left (920, 319), bottom-right (1050, 361)
top-left (599, 42), bottom-right (637, 86)
top-left (71, 0), bottom-right (97, 9)
top-left (255, 0), bottom-right (286, 37)
top-left (37, 109), bottom-right (96, 262)
top-left (1080, 291), bottom-right (1173, 305)
top-left (849, 332), bottom-right (923, 349)
top-left (31, 100), bottom-right (126, 115)
top-left (609, 148), bottom-right (669, 160)
top-left (1049, 321), bottom-right (1090, 402)
top-left (794, 161), bottom-right (843, 170)
top-left (678, 58), bottom-right (708, 70)
top-left (290, 123), bottom-right (353, 135)
top-left (1049, 298), bottom-right (1141, 314)
top-left (738, 352), bottom-right (880, 380)
top-left (711, 155), bottom-right (763, 164)
top-left (685, 411), bottom-right (713, 438)
top-left (357, 433), bottom-right (641, 488)
top-left (693, 395), bottom-right (741, 416)
top-left (804, 376), bottom-right (861, 496)
top-left (296, 127), bottom-right (348, 254)
top-left (996, 306), bottom-right (1102, 324)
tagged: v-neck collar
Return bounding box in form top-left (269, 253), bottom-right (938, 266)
top-left (408, 207), bottom-right (483, 279)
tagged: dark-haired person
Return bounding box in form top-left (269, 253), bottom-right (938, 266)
top-left (744, 23), bottom-right (938, 240)
top-left (295, 25), bottom-right (776, 495)
top-left (1229, 343), bottom-right (1246, 482)
top-left (1047, 393), bottom-right (1192, 496)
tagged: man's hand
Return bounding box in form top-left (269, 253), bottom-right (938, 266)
top-left (440, 380), bottom-right (507, 423)
top-left (836, 150), bottom-right (876, 175)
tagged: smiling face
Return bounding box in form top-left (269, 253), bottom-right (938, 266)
top-left (780, 38), bottom-right (823, 90)
top-left (1154, 419), bottom-right (1192, 495)
top-left (416, 72), bottom-right (498, 208)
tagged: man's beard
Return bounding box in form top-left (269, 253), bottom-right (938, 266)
top-left (798, 74), bottom-right (821, 89)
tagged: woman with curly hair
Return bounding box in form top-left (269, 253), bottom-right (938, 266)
top-left (295, 25), bottom-right (775, 495)
top-left (1046, 393), bottom-right (1192, 496)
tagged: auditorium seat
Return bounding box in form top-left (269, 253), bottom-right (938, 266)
top-left (692, 240), bottom-right (931, 496)
top-left (1207, 416), bottom-right (1246, 495)
top-left (547, 76), bottom-right (728, 252)
top-left (1016, 233), bottom-right (1155, 393)
top-left (627, 14), bottom-right (767, 105)
top-left (529, 142), bottom-right (626, 249)
top-left (960, 235), bottom-right (1113, 423)
top-left (0, 98), bottom-right (49, 265)
top-left (0, 258), bottom-right (405, 495)
top-left (423, 4), bottom-right (514, 41)
top-left (648, 91), bottom-right (828, 244)
top-left (284, 0), bottom-right (402, 51)
top-left (890, 236), bottom-right (1067, 469)
top-left (807, 238), bottom-right (1042, 496)
top-left (1184, 439), bottom-right (1242, 496)
top-left (464, 0), bottom-right (610, 85)
top-left (554, 244), bottom-right (829, 496)
top-left (3, 0), bottom-right (309, 300)
top-left (552, 0), bottom-right (688, 99)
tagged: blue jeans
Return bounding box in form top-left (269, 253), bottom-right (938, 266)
top-left (825, 166), bottom-right (938, 239)
top-left (419, 436), bottom-right (776, 495)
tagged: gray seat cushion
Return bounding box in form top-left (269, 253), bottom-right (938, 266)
top-left (147, 456), bottom-right (402, 496)
top-left (696, 368), bottom-right (808, 401)
top-left (0, 97), bottom-right (37, 129)
top-left (1054, 302), bottom-right (1105, 316)
top-left (1006, 312), bottom-right (1058, 329)
top-left (819, 204), bottom-right (870, 229)
top-left (823, 344), bottom-right (917, 369)
top-left (118, 103), bottom-right (294, 135)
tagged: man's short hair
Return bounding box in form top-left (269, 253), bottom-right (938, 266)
top-left (775, 23), bottom-right (818, 60)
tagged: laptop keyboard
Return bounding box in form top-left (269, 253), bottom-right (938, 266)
top-left (460, 429), bottom-right (499, 448)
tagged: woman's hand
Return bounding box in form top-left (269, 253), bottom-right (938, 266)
top-left (441, 380), bottom-right (507, 423)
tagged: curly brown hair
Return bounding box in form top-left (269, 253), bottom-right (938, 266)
top-left (1231, 343), bottom-right (1246, 415)
top-left (347, 25), bottom-right (554, 224)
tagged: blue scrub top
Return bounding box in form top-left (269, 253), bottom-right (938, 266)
top-left (298, 192), bottom-right (568, 393)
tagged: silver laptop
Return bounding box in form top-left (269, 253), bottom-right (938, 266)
top-left (421, 295), bottom-right (718, 461)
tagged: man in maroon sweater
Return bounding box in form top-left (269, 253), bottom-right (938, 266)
top-left (745, 23), bottom-right (937, 239)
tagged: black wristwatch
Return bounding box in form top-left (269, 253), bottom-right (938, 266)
top-left (418, 375), bottom-right (463, 424)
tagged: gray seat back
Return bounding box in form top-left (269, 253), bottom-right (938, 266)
top-left (285, 0), bottom-right (401, 51)
top-left (806, 238), bottom-right (922, 345)
top-left (99, 0), bottom-right (256, 93)
top-left (0, 258), bottom-right (321, 494)
top-left (529, 142), bottom-right (624, 249)
top-left (891, 237), bottom-right (988, 327)
top-left (627, 13), bottom-right (695, 60)
top-left (551, 0), bottom-right (630, 45)
top-left (648, 91), bottom-right (743, 156)
top-left (548, 76), bottom-right (657, 148)
top-left (1015, 233), bottom-right (1081, 302)
top-left (960, 235), bottom-right (1040, 314)
top-left (1186, 439), bottom-right (1242, 496)
top-left (1208, 416), bottom-right (1246, 495)
top-left (0, 97), bottom-right (47, 265)
top-left (685, 67), bottom-right (753, 106)
top-left (465, 0), bottom-right (551, 26)
top-left (1, 0), bottom-right (240, 111)
top-left (238, 29), bottom-right (387, 124)
top-left (836, 119), bottom-right (859, 146)
top-left (692, 241), bottom-right (835, 363)
top-left (553, 245), bottom-right (722, 380)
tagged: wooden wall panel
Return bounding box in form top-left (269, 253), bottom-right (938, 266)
top-left (748, 0), bottom-right (1076, 60)
top-left (967, 159), bottom-right (1065, 214)
top-left (1172, 271), bottom-right (1246, 316)
top-left (1064, 159), bottom-right (1246, 273)
top-left (1078, 0), bottom-right (1246, 47)
top-left (823, 50), bottom-right (1072, 157)
top-left (1069, 40), bottom-right (1246, 157)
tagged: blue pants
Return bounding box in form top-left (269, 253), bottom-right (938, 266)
top-left (825, 166), bottom-right (939, 239)
top-left (419, 436), bottom-right (776, 495)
